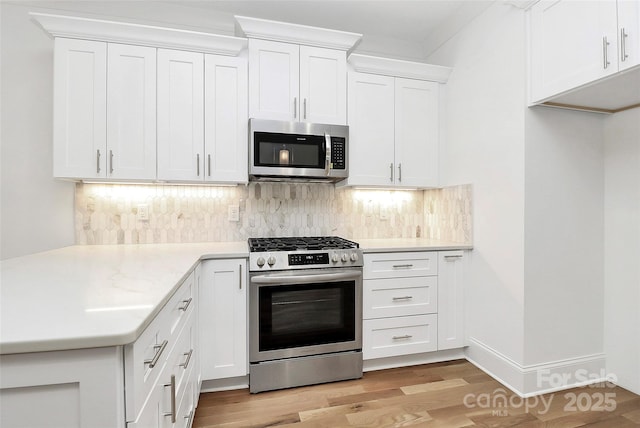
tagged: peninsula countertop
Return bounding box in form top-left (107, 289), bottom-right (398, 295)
top-left (0, 239), bottom-right (471, 355)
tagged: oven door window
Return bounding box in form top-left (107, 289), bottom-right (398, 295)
top-left (254, 132), bottom-right (325, 169)
top-left (258, 281), bottom-right (355, 351)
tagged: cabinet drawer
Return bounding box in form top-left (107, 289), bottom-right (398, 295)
top-left (166, 272), bottom-right (195, 340)
top-left (363, 314), bottom-right (437, 360)
top-left (363, 276), bottom-right (437, 319)
top-left (364, 252), bottom-right (437, 279)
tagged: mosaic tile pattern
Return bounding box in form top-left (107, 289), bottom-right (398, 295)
top-left (75, 182), bottom-right (472, 245)
top-left (423, 184), bottom-right (473, 243)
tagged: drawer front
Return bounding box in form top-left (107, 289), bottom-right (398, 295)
top-left (166, 272), bottom-right (195, 340)
top-left (363, 314), bottom-right (437, 360)
top-left (363, 276), bottom-right (437, 319)
top-left (364, 252), bottom-right (438, 279)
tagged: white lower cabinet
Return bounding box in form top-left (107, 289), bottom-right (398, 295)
top-left (362, 251), bottom-right (466, 361)
top-left (199, 259), bottom-right (247, 380)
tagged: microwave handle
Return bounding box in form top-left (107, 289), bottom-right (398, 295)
top-left (324, 133), bottom-right (331, 175)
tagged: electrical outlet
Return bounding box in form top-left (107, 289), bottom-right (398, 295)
top-left (228, 205), bottom-right (240, 222)
top-left (137, 204), bottom-right (149, 221)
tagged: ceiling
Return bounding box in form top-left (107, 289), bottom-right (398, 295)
top-left (174, 0), bottom-right (494, 58)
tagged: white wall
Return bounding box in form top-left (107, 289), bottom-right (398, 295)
top-left (427, 2), bottom-right (527, 388)
top-left (604, 108), bottom-right (640, 395)
top-left (1, 2), bottom-right (75, 260)
top-left (523, 107), bottom-right (605, 365)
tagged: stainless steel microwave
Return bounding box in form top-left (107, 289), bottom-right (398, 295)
top-left (249, 119), bottom-right (349, 182)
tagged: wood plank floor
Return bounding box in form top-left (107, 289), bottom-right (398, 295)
top-left (193, 360), bottom-right (640, 427)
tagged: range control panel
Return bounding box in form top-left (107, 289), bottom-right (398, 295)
top-left (288, 253), bottom-right (330, 266)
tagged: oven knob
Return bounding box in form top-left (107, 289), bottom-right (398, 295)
top-left (350, 252), bottom-right (359, 262)
top-left (341, 253), bottom-right (348, 263)
top-left (256, 257), bottom-right (265, 267)
top-left (331, 253), bottom-right (339, 263)
top-left (267, 256), bottom-right (276, 267)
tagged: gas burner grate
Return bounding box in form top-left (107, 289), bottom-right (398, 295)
top-left (248, 236), bottom-right (359, 252)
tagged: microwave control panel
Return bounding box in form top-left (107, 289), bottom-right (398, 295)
top-left (331, 137), bottom-right (346, 170)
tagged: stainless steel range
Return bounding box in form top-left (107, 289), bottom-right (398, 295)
top-left (248, 236), bottom-right (363, 393)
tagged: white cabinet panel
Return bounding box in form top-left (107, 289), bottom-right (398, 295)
top-left (364, 251), bottom-right (438, 279)
top-left (204, 55), bottom-right (248, 183)
top-left (107, 43), bottom-right (156, 180)
top-left (347, 72), bottom-right (395, 186)
top-left (200, 259), bottom-right (247, 380)
top-left (394, 78), bottom-right (439, 188)
top-left (364, 276), bottom-right (437, 319)
top-left (53, 38), bottom-right (106, 179)
top-left (618, 0), bottom-right (640, 72)
top-left (363, 314), bottom-right (438, 360)
top-left (438, 251), bottom-right (466, 350)
top-left (157, 49), bottom-right (204, 181)
top-left (248, 39), bottom-right (299, 121)
top-left (300, 46), bottom-right (347, 125)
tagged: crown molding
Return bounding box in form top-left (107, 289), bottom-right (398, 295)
top-left (348, 54), bottom-right (452, 83)
top-left (234, 15), bottom-right (361, 50)
top-left (30, 12), bottom-right (247, 56)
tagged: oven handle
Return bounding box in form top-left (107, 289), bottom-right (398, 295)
top-left (251, 269), bottom-right (362, 285)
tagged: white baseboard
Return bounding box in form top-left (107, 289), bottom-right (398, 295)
top-left (363, 349), bottom-right (466, 372)
top-left (465, 338), bottom-right (607, 397)
top-left (200, 375), bottom-right (249, 393)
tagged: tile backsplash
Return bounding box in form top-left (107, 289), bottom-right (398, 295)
top-left (75, 182), bottom-right (472, 245)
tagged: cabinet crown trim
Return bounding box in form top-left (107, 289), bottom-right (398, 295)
top-left (348, 53), bottom-right (452, 83)
top-left (31, 13), bottom-right (248, 56)
top-left (234, 15), bottom-right (362, 50)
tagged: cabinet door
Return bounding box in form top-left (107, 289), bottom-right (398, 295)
top-left (200, 260), bottom-right (247, 380)
top-left (437, 251), bottom-right (466, 350)
top-left (53, 38), bottom-right (106, 179)
top-left (127, 382), bottom-right (161, 428)
top-left (204, 54), bottom-right (248, 183)
top-left (618, 0), bottom-right (640, 71)
top-left (107, 44), bottom-right (156, 180)
top-left (157, 49), bottom-right (204, 181)
top-left (346, 72), bottom-right (395, 186)
top-left (248, 39), bottom-right (299, 121)
top-left (530, 0), bottom-right (618, 102)
top-left (394, 78), bottom-right (439, 188)
top-left (299, 46), bottom-right (346, 125)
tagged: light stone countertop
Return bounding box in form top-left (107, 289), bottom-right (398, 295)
top-left (0, 239), bottom-right (471, 355)
top-left (0, 242), bottom-right (247, 355)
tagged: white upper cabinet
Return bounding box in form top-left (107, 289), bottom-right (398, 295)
top-left (529, 0), bottom-right (640, 111)
top-left (204, 54), bottom-right (249, 183)
top-left (248, 39), bottom-right (347, 124)
top-left (394, 78), bottom-right (439, 188)
top-left (106, 43), bottom-right (156, 180)
top-left (53, 38), bottom-right (106, 179)
top-left (237, 15), bottom-right (360, 126)
top-left (157, 49), bottom-right (205, 182)
top-left (347, 72), bottom-right (395, 186)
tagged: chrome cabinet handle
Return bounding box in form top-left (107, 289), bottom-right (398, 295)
top-left (109, 150), bottom-right (114, 174)
top-left (96, 150), bottom-right (101, 174)
top-left (603, 36), bottom-right (610, 69)
top-left (303, 98), bottom-right (307, 119)
top-left (293, 97), bottom-right (297, 119)
top-left (208, 154), bottom-right (211, 177)
top-left (144, 339), bottom-right (168, 368)
top-left (238, 264), bottom-right (242, 289)
top-left (180, 349), bottom-right (193, 369)
top-left (392, 335), bottom-right (412, 340)
top-left (164, 374), bottom-right (176, 423)
top-left (444, 255), bottom-right (463, 261)
top-left (398, 163), bottom-right (402, 182)
top-left (390, 163), bottom-right (394, 182)
top-left (184, 410), bottom-right (194, 426)
top-left (178, 298), bottom-right (192, 312)
top-left (325, 133), bottom-right (332, 174)
top-left (392, 296), bottom-right (413, 301)
top-left (196, 154), bottom-right (200, 176)
top-left (621, 28), bottom-right (629, 62)
top-left (392, 264), bottom-right (413, 269)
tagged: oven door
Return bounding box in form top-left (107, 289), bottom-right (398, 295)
top-left (249, 268), bottom-right (362, 363)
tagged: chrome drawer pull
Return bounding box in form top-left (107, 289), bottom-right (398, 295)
top-left (144, 339), bottom-right (168, 368)
top-left (184, 410), bottom-right (194, 426)
top-left (178, 298), bottom-right (192, 312)
top-left (163, 374), bottom-right (176, 423)
top-left (444, 255), bottom-right (463, 261)
top-left (392, 335), bottom-right (412, 340)
top-left (392, 296), bottom-right (413, 301)
top-left (392, 264), bottom-right (413, 269)
top-left (180, 349), bottom-right (194, 369)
